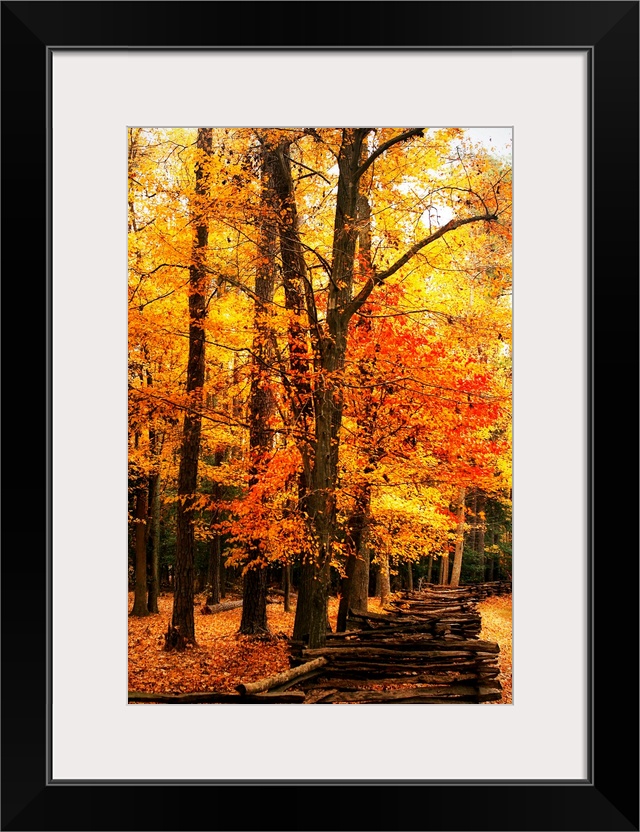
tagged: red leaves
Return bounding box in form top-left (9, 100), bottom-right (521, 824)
top-left (129, 593), bottom-right (293, 695)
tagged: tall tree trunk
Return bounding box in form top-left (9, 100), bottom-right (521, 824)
top-left (294, 559), bottom-right (330, 647)
top-left (487, 530), bottom-right (496, 581)
top-left (350, 515), bottom-right (370, 614)
top-left (336, 487), bottom-right (370, 630)
top-left (426, 554), bottom-right (433, 584)
top-left (144, 361), bottom-right (162, 614)
top-left (476, 492), bottom-right (486, 577)
top-left (131, 482), bottom-right (149, 616)
top-left (169, 127), bottom-right (212, 647)
top-left (450, 487), bottom-right (466, 587)
top-left (292, 130), bottom-right (370, 646)
top-left (335, 183), bottom-right (375, 629)
top-left (239, 145), bottom-right (278, 635)
top-left (468, 487), bottom-right (477, 554)
top-left (407, 561), bottom-right (414, 592)
top-left (379, 552), bottom-right (391, 606)
top-left (268, 144), bottom-right (322, 644)
top-left (206, 532), bottom-right (221, 606)
top-left (439, 553), bottom-right (449, 586)
top-left (336, 554), bottom-right (357, 633)
top-left (147, 469), bottom-right (160, 613)
top-left (206, 449), bottom-right (224, 606)
top-left (240, 564), bottom-right (268, 635)
top-left (283, 564), bottom-right (292, 613)
top-left (220, 558), bottom-right (227, 598)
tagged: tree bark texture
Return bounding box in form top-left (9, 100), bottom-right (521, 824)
top-left (131, 482), bottom-right (149, 616)
top-left (170, 127), bottom-right (213, 647)
top-left (439, 553), bottom-right (449, 586)
top-left (476, 492), bottom-right (486, 573)
top-left (147, 469), bottom-right (160, 613)
top-left (406, 561), bottom-right (414, 592)
top-left (336, 187), bottom-right (375, 624)
top-left (292, 130), bottom-right (369, 646)
top-left (449, 487), bottom-right (466, 587)
top-left (206, 532), bottom-right (221, 606)
top-left (350, 514), bottom-right (370, 615)
top-left (283, 564), bottom-right (292, 613)
top-left (239, 144), bottom-right (278, 635)
top-left (379, 552), bottom-right (391, 606)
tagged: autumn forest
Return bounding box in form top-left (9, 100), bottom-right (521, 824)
top-left (128, 127), bottom-right (513, 704)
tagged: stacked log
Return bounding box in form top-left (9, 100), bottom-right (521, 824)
top-left (464, 580), bottom-right (512, 600)
top-left (417, 581), bottom-right (511, 601)
top-left (229, 585), bottom-right (504, 704)
top-left (342, 611), bottom-right (479, 640)
top-left (291, 638), bottom-right (501, 704)
top-left (386, 590), bottom-right (482, 638)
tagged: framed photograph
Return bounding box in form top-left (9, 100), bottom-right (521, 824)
top-left (2, 2), bottom-right (637, 830)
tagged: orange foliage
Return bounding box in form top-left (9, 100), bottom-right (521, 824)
top-left (128, 592), bottom-right (392, 694)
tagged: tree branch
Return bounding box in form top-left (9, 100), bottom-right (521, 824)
top-left (284, 154), bottom-right (332, 185)
top-left (355, 128), bottom-right (425, 181)
top-left (343, 213), bottom-right (498, 322)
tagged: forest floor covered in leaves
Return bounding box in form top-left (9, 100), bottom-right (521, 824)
top-left (478, 595), bottom-right (513, 703)
top-left (129, 591), bottom-right (512, 703)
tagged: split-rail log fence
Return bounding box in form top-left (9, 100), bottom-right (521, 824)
top-left (129, 584), bottom-right (507, 704)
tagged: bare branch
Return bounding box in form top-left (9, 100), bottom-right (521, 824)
top-left (343, 213), bottom-right (498, 322)
top-left (284, 154), bottom-right (332, 185)
top-left (355, 128), bottom-right (425, 181)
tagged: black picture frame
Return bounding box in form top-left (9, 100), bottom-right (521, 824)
top-left (2, 2), bottom-right (638, 830)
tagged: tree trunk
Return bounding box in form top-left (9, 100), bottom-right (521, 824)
top-left (439, 553), bottom-right (449, 586)
top-left (144, 368), bottom-right (162, 613)
top-left (131, 482), bottom-right (149, 616)
top-left (269, 143), bottom-right (323, 645)
top-left (379, 552), bottom-right (391, 606)
top-left (335, 187), bottom-right (374, 626)
top-left (350, 520), bottom-right (370, 615)
top-left (467, 487), bottom-right (477, 553)
top-left (336, 552), bottom-right (357, 633)
top-left (336, 488), bottom-right (370, 629)
top-left (206, 532), bottom-right (221, 606)
top-left (169, 127), bottom-right (213, 647)
top-left (476, 492), bottom-right (486, 575)
top-left (407, 561), bottom-right (414, 592)
top-left (293, 559), bottom-right (330, 646)
top-left (239, 144), bottom-right (278, 636)
top-left (220, 558), bottom-right (227, 598)
top-left (426, 555), bottom-right (433, 584)
top-left (147, 470), bottom-right (160, 613)
top-left (283, 564), bottom-right (291, 613)
top-left (292, 131), bottom-right (370, 647)
top-left (239, 563), bottom-right (268, 634)
top-left (450, 487), bottom-right (466, 588)
top-left (487, 530), bottom-right (495, 581)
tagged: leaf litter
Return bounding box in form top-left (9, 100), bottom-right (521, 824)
top-left (478, 594), bottom-right (512, 703)
top-left (129, 592), bottom-right (512, 702)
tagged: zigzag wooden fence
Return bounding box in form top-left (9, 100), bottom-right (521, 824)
top-left (129, 584), bottom-right (507, 704)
